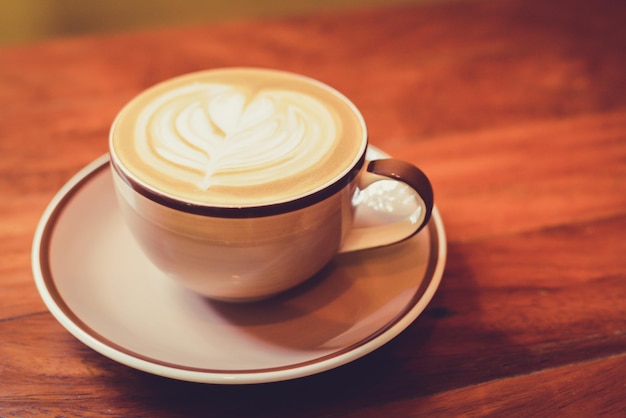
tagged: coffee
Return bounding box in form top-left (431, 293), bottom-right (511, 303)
top-left (110, 68), bottom-right (365, 207)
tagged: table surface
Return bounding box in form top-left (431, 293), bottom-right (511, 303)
top-left (2, 0), bottom-right (625, 416)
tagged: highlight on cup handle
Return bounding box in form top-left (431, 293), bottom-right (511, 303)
top-left (339, 158), bottom-right (434, 253)
top-left (366, 158), bottom-right (434, 232)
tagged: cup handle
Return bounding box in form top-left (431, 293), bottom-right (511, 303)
top-left (339, 158), bottom-right (434, 253)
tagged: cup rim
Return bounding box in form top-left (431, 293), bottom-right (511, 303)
top-left (110, 150), bottom-right (366, 218)
top-left (109, 67), bottom-right (368, 218)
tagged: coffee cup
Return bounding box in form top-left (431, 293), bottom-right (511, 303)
top-left (109, 67), bottom-right (433, 301)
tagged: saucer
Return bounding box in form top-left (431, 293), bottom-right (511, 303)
top-left (32, 147), bottom-right (446, 384)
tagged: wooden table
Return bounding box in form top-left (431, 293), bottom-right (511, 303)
top-left (2, 0), bottom-right (625, 415)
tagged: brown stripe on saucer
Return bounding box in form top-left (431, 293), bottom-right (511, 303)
top-left (35, 154), bottom-right (444, 382)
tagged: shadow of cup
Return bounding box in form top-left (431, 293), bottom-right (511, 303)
top-left (205, 234), bottom-right (431, 352)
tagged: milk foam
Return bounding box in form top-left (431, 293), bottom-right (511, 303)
top-left (111, 69), bottom-right (365, 206)
top-left (135, 83), bottom-right (337, 191)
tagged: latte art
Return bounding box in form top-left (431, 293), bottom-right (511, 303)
top-left (111, 68), bottom-right (365, 206)
top-left (137, 84), bottom-right (337, 191)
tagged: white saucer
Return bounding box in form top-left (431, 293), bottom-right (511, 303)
top-left (32, 147), bottom-right (446, 384)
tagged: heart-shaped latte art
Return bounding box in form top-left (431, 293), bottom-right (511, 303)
top-left (134, 83), bottom-right (338, 191)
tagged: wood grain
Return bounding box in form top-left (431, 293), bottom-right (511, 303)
top-left (1, 0), bottom-right (625, 416)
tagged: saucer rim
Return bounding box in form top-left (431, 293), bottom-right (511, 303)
top-left (31, 149), bottom-right (447, 384)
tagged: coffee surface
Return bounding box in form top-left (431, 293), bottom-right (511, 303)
top-left (111, 68), bottom-right (365, 206)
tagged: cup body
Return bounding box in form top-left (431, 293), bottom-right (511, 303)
top-left (111, 153), bottom-right (364, 301)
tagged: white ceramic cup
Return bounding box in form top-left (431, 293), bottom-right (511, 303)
top-left (109, 68), bottom-right (433, 301)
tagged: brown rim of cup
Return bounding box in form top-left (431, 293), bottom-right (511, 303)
top-left (110, 150), bottom-right (367, 219)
